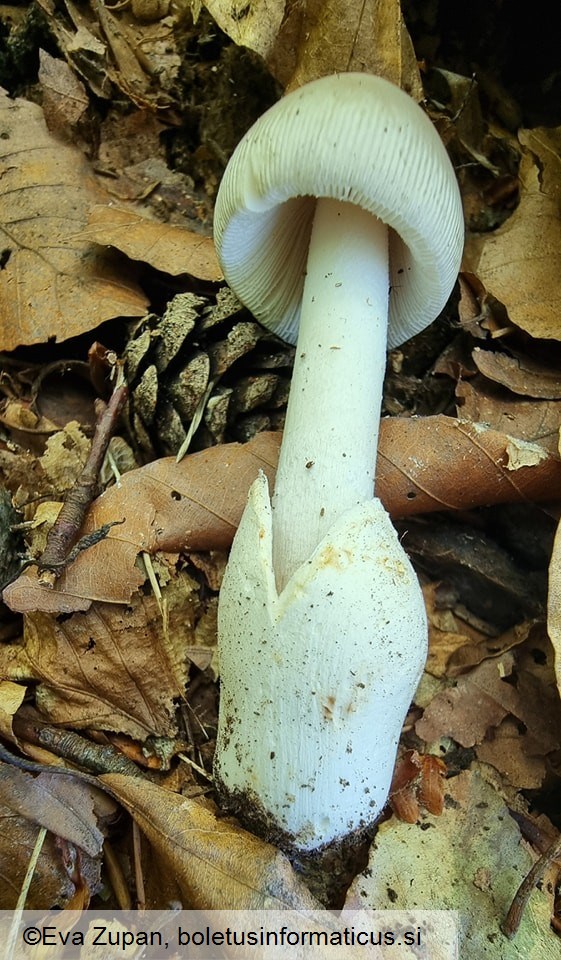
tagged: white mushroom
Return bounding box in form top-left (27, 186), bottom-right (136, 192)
top-left (213, 73), bottom-right (464, 852)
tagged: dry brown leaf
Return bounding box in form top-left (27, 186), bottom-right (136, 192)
top-left (389, 750), bottom-right (446, 822)
top-left (403, 516), bottom-right (544, 634)
top-left (36, 0), bottom-right (177, 109)
top-left (417, 755), bottom-right (447, 816)
top-left (417, 638), bottom-right (561, 790)
top-left (378, 416), bottom-right (560, 511)
top-left (464, 128), bottom-right (561, 340)
top-left (446, 620), bottom-right (540, 678)
top-left (416, 652), bottom-right (521, 748)
top-left (35, 0), bottom-right (111, 102)
top-left (40, 421), bottom-right (91, 489)
top-left (472, 347), bottom-right (561, 400)
top-left (0, 809), bottom-right (102, 909)
top-left (5, 417), bottom-right (561, 614)
top-left (11, 574), bottom-right (197, 739)
top-left (271, 0), bottom-right (422, 96)
top-left (201, 0), bottom-right (422, 96)
top-left (38, 49), bottom-right (89, 137)
top-left (96, 3), bottom-right (154, 104)
top-left (389, 750), bottom-right (422, 822)
top-left (99, 773), bottom-right (321, 910)
top-left (0, 765), bottom-right (105, 856)
top-left (0, 89), bottom-right (148, 350)
top-left (457, 378), bottom-right (561, 452)
top-left (82, 205), bottom-right (223, 282)
top-left (389, 750), bottom-right (446, 823)
top-left (423, 583), bottom-right (490, 679)
top-left (475, 717), bottom-right (547, 789)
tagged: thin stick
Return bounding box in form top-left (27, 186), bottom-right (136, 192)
top-left (502, 832), bottom-right (561, 938)
top-left (178, 752), bottom-right (213, 782)
top-left (37, 383), bottom-right (128, 585)
top-left (176, 380), bottom-right (214, 463)
top-left (104, 839), bottom-right (132, 910)
top-left (132, 821), bottom-right (146, 911)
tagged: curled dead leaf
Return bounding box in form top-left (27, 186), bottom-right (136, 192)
top-left (81, 206), bottom-right (223, 282)
top-left (389, 750), bottom-right (446, 823)
top-left (0, 765), bottom-right (106, 857)
top-left (464, 129), bottom-right (561, 341)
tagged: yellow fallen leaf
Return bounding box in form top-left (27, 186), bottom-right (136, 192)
top-left (0, 680), bottom-right (27, 740)
top-left (100, 774), bottom-right (321, 910)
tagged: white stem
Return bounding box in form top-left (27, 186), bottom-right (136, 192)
top-left (272, 198), bottom-right (389, 590)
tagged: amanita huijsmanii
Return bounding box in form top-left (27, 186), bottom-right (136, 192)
top-left (212, 73), bottom-right (464, 852)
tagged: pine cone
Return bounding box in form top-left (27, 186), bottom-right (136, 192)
top-left (124, 289), bottom-right (293, 459)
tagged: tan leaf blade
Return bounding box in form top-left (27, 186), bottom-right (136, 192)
top-left (0, 764), bottom-right (105, 856)
top-left (464, 128), bottom-right (561, 340)
top-left (100, 774), bottom-right (321, 910)
top-left (82, 206), bottom-right (223, 282)
top-left (278, 0), bottom-right (422, 95)
top-left (4, 418), bottom-right (561, 613)
top-left (202, 0), bottom-right (422, 96)
top-left (0, 89), bottom-right (148, 350)
top-left (376, 415), bottom-right (559, 513)
top-left (416, 641), bottom-right (561, 789)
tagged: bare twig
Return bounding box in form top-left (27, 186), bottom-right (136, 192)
top-left (36, 383), bottom-right (128, 585)
top-left (502, 832), bottom-right (561, 938)
top-left (12, 716), bottom-right (144, 778)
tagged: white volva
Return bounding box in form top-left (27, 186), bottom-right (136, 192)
top-left (214, 476), bottom-right (427, 850)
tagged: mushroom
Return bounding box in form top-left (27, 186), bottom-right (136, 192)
top-left (212, 73), bottom-right (464, 852)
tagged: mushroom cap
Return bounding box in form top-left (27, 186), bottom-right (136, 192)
top-left (214, 73), bottom-right (464, 350)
